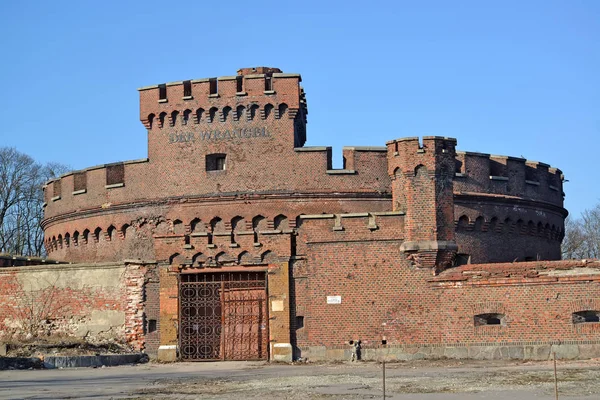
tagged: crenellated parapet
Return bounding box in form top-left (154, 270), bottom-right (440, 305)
top-left (42, 67), bottom-right (568, 266)
top-left (454, 151), bottom-right (564, 206)
top-left (138, 67), bottom-right (306, 141)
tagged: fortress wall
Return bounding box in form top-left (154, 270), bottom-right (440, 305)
top-left (0, 261), bottom-right (157, 352)
top-left (294, 213), bottom-right (600, 359)
top-left (454, 199), bottom-right (565, 263)
top-left (455, 151), bottom-right (563, 206)
top-left (43, 197), bottom-right (392, 263)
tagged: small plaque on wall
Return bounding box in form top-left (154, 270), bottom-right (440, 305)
top-left (271, 300), bottom-right (284, 312)
top-left (327, 296), bottom-right (342, 304)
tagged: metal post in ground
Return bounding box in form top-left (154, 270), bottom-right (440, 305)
top-left (553, 351), bottom-right (559, 400)
top-left (382, 359), bottom-right (386, 399)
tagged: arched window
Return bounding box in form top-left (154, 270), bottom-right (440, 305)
top-left (158, 112), bottom-right (167, 128)
top-left (182, 109), bottom-right (191, 125)
top-left (236, 105), bottom-right (245, 121)
top-left (210, 217), bottom-right (225, 233)
top-left (457, 215), bottom-right (469, 230)
top-left (274, 214), bottom-right (289, 231)
top-left (107, 225), bottom-right (116, 241)
top-left (474, 216), bottom-right (484, 231)
top-left (173, 219), bottom-right (184, 235)
top-left (147, 113), bottom-right (155, 129)
top-left (277, 103), bottom-right (288, 119)
top-left (221, 106), bottom-right (231, 122)
top-left (94, 227), bottom-right (102, 243)
top-left (249, 104), bottom-right (259, 120)
top-left (121, 224), bottom-right (130, 239)
top-left (252, 215), bottom-right (266, 243)
top-left (170, 110), bottom-right (179, 126)
top-left (209, 107), bottom-right (218, 123)
top-left (190, 218), bottom-right (205, 233)
top-left (414, 164), bottom-right (428, 178)
top-left (263, 104), bottom-right (274, 119)
top-left (195, 108), bottom-right (204, 124)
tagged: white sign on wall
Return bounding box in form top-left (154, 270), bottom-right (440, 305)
top-left (327, 296), bottom-right (342, 304)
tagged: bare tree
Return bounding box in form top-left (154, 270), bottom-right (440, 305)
top-left (562, 203), bottom-right (600, 259)
top-left (0, 147), bottom-right (69, 256)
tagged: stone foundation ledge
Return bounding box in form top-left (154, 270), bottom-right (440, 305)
top-left (1, 354), bottom-right (147, 370)
top-left (299, 342), bottom-right (600, 362)
top-left (42, 353), bottom-right (148, 369)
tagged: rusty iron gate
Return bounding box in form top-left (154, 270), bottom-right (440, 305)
top-left (179, 271), bottom-right (268, 361)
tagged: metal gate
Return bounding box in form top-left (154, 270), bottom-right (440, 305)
top-left (179, 271), bottom-right (268, 361)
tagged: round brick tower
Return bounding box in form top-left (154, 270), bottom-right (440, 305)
top-left (42, 68), bottom-right (566, 266)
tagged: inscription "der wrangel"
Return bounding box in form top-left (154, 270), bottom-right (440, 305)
top-left (169, 127), bottom-right (270, 143)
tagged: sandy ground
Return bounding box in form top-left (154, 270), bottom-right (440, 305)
top-left (1, 359), bottom-right (600, 399)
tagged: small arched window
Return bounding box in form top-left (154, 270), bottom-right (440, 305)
top-left (222, 106), bottom-right (231, 122)
top-left (263, 104), bottom-right (274, 119)
top-left (182, 109), bottom-right (192, 125)
top-left (147, 113), bottom-right (155, 129)
top-left (170, 110), bottom-right (179, 126)
top-left (158, 112), bottom-right (167, 128)
top-left (209, 107), bottom-right (218, 123)
top-left (236, 105), bottom-right (245, 121)
top-left (277, 103), bottom-right (288, 119)
top-left (195, 108), bottom-right (204, 124)
top-left (249, 104), bottom-right (259, 120)
top-left (173, 219), bottom-right (184, 235)
top-left (107, 225), bottom-right (116, 241)
top-left (94, 227), bottom-right (102, 243)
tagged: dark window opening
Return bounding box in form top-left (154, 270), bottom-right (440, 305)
top-left (209, 78), bottom-right (218, 95)
top-left (573, 311), bottom-right (600, 324)
top-left (106, 163), bottom-right (125, 185)
top-left (454, 253), bottom-right (471, 267)
top-left (474, 313), bottom-right (505, 326)
top-left (489, 160), bottom-right (506, 177)
top-left (264, 74), bottom-right (273, 91)
top-left (206, 153), bottom-right (226, 171)
top-left (236, 76), bottom-right (243, 92)
top-left (158, 84), bottom-right (167, 100)
top-left (183, 80), bottom-right (192, 97)
top-left (148, 319), bottom-right (157, 333)
top-left (183, 109), bottom-right (191, 125)
top-left (295, 316), bottom-right (304, 330)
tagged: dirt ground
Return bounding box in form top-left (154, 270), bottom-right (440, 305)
top-left (2, 358), bottom-right (600, 400)
top-left (126, 359), bottom-right (600, 400)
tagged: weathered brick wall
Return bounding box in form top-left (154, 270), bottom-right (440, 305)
top-left (295, 215), bottom-right (600, 358)
top-left (0, 261), bottom-right (156, 352)
top-left (41, 68), bottom-right (566, 266)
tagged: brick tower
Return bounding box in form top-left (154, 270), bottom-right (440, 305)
top-left (387, 136), bottom-right (458, 273)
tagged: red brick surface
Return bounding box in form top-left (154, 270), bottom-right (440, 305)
top-left (33, 68), bottom-right (585, 360)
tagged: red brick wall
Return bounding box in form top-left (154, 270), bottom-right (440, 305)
top-left (295, 215), bottom-right (600, 354)
top-left (41, 68), bottom-right (566, 266)
top-left (0, 262), bottom-right (156, 352)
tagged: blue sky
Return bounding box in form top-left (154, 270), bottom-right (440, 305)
top-left (0, 1), bottom-right (598, 218)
